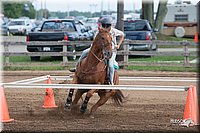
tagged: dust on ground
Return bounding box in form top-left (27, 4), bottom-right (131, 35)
top-left (1, 70), bottom-right (199, 132)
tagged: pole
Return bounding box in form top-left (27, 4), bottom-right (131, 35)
top-left (101, 0), bottom-right (103, 15)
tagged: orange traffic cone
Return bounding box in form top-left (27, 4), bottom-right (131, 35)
top-left (42, 76), bottom-right (57, 108)
top-left (0, 86), bottom-right (14, 122)
top-left (194, 32), bottom-right (198, 43)
top-left (191, 85), bottom-right (199, 125)
top-left (183, 86), bottom-right (193, 120)
top-left (181, 85), bottom-right (199, 127)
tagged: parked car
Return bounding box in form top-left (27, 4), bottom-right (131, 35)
top-left (7, 18), bottom-right (36, 35)
top-left (124, 19), bottom-right (158, 51)
top-left (0, 17), bottom-right (8, 36)
top-left (26, 19), bottom-right (94, 61)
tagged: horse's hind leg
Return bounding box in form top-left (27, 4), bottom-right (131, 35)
top-left (80, 89), bottom-right (97, 114)
top-left (72, 89), bottom-right (86, 105)
top-left (89, 90), bottom-right (116, 118)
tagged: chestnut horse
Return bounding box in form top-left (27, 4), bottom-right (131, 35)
top-left (64, 28), bottom-right (125, 118)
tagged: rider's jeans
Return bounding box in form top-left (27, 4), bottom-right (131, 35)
top-left (76, 48), bottom-right (90, 66)
top-left (109, 51), bottom-right (117, 85)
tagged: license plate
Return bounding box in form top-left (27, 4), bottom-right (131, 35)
top-left (43, 47), bottom-right (50, 51)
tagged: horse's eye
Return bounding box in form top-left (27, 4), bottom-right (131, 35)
top-left (101, 37), bottom-right (104, 40)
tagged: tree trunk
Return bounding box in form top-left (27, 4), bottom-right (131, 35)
top-left (142, 0), bottom-right (154, 27)
top-left (115, 0), bottom-right (124, 62)
top-left (154, 0), bottom-right (168, 33)
top-left (115, 0), bottom-right (124, 31)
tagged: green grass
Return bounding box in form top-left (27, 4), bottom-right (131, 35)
top-left (3, 55), bottom-right (197, 72)
top-left (129, 55), bottom-right (196, 62)
top-left (155, 33), bottom-right (197, 48)
top-left (156, 33), bottom-right (194, 42)
top-left (4, 66), bottom-right (66, 71)
top-left (127, 56), bottom-right (197, 72)
top-left (7, 56), bottom-right (62, 63)
top-left (127, 65), bottom-right (197, 72)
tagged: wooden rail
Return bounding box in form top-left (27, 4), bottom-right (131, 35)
top-left (2, 40), bottom-right (197, 68)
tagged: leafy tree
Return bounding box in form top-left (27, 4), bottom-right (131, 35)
top-left (2, 2), bottom-right (36, 19)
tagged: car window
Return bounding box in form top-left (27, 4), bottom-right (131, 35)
top-left (124, 21), bottom-right (149, 31)
top-left (75, 22), bottom-right (87, 33)
top-left (42, 21), bottom-right (75, 32)
top-left (0, 18), bottom-right (4, 25)
top-left (9, 21), bottom-right (25, 26)
top-left (62, 22), bottom-right (75, 31)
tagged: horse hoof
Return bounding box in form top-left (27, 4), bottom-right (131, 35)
top-left (80, 104), bottom-right (87, 114)
top-left (80, 108), bottom-right (86, 114)
top-left (80, 107), bottom-right (87, 114)
top-left (89, 115), bottom-right (95, 119)
top-left (64, 104), bottom-right (71, 110)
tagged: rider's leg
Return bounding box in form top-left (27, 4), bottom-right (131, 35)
top-left (108, 51), bottom-right (117, 85)
top-left (70, 48), bottom-right (90, 72)
top-left (76, 47), bottom-right (90, 66)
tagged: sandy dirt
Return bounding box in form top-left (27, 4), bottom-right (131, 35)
top-left (1, 70), bottom-right (199, 132)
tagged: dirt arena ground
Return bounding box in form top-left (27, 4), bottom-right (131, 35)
top-left (1, 70), bottom-right (199, 133)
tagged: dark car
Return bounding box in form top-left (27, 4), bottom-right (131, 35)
top-left (124, 19), bottom-right (158, 51)
top-left (26, 19), bottom-right (94, 61)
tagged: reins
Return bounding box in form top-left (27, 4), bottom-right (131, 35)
top-left (90, 49), bottom-right (106, 62)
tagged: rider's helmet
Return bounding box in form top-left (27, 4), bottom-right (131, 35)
top-left (100, 17), bottom-right (112, 29)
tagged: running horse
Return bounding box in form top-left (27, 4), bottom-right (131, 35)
top-left (64, 28), bottom-right (125, 118)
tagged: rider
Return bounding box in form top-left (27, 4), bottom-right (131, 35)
top-left (69, 17), bottom-right (124, 85)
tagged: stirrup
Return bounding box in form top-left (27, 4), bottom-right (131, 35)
top-left (69, 68), bottom-right (76, 72)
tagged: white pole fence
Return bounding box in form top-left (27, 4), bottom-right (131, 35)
top-left (2, 75), bottom-right (196, 91)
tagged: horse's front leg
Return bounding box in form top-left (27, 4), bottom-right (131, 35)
top-left (80, 89), bottom-right (97, 114)
top-left (64, 89), bottom-right (75, 110)
top-left (64, 76), bottom-right (78, 110)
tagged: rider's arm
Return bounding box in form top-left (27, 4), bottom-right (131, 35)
top-left (112, 28), bottom-right (124, 49)
top-left (115, 34), bottom-right (124, 49)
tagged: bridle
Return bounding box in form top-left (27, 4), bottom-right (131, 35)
top-left (90, 31), bottom-right (112, 62)
top-left (90, 50), bottom-right (105, 62)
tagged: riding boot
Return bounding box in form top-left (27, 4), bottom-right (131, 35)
top-left (69, 68), bottom-right (76, 72)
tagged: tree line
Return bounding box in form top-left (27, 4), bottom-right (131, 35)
top-left (1, 1), bottom-right (141, 20)
top-left (2, 0), bottom-right (168, 33)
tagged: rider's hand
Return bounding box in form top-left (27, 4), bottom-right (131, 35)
top-left (115, 44), bottom-right (120, 49)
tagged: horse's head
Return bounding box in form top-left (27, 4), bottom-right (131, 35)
top-left (93, 28), bottom-right (112, 59)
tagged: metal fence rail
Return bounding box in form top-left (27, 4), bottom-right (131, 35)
top-left (1, 75), bottom-right (188, 91)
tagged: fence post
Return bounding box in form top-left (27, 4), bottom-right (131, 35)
top-left (4, 43), bottom-right (10, 66)
top-left (62, 43), bottom-right (68, 65)
top-left (182, 41), bottom-right (190, 66)
top-left (123, 41), bottom-right (129, 69)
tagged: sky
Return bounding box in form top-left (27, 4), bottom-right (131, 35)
top-left (32, 0), bottom-right (200, 12)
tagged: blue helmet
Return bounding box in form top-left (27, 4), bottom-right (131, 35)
top-left (100, 17), bottom-right (112, 25)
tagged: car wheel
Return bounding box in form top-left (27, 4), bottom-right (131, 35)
top-left (23, 30), bottom-right (27, 35)
top-left (7, 29), bottom-right (10, 36)
top-left (30, 56), bottom-right (40, 61)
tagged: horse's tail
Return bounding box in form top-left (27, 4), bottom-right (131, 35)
top-left (112, 90), bottom-right (125, 106)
